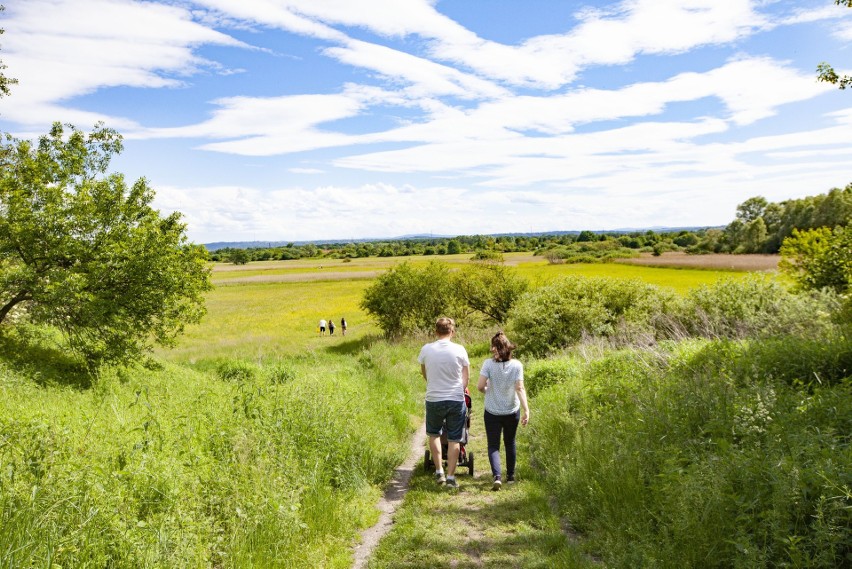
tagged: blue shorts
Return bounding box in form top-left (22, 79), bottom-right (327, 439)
top-left (425, 400), bottom-right (466, 443)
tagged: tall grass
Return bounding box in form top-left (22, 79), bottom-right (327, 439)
top-left (0, 341), bottom-right (422, 567)
top-left (529, 335), bottom-right (852, 568)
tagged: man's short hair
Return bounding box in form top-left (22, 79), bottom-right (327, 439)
top-left (435, 317), bottom-right (455, 336)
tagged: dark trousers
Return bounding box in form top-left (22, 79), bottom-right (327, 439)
top-left (484, 409), bottom-right (520, 479)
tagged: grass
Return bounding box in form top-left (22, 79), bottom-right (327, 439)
top-left (0, 338), bottom-right (422, 567)
top-left (529, 339), bottom-right (852, 568)
top-left (3, 253), bottom-right (818, 568)
top-left (171, 257), bottom-right (751, 364)
top-left (512, 259), bottom-right (763, 295)
top-left (157, 279), bottom-right (380, 363)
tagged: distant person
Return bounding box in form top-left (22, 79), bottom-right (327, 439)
top-left (340, 317), bottom-right (347, 336)
top-left (319, 319), bottom-right (327, 335)
top-left (418, 317), bottom-right (469, 489)
top-left (329, 319), bottom-right (336, 335)
top-left (477, 331), bottom-right (529, 491)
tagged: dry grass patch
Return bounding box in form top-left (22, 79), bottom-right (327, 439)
top-left (614, 252), bottom-right (779, 271)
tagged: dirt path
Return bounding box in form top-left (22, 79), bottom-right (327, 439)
top-left (352, 395), bottom-right (596, 568)
top-left (352, 422), bottom-right (426, 569)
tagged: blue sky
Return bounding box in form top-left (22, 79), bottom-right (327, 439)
top-left (1, 0), bottom-right (850, 244)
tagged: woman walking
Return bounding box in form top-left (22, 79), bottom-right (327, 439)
top-left (477, 331), bottom-right (530, 491)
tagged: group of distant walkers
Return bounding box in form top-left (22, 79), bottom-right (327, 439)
top-left (318, 317), bottom-right (346, 336)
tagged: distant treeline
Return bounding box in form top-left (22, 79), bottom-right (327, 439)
top-left (210, 183), bottom-right (851, 264)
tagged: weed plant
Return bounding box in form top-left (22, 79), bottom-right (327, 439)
top-left (0, 342), bottom-right (421, 567)
top-left (529, 335), bottom-right (852, 568)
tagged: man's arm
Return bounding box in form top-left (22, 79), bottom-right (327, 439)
top-left (421, 364), bottom-right (427, 381)
top-left (462, 365), bottom-right (469, 390)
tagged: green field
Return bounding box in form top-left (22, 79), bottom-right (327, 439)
top-left (168, 256), bottom-right (759, 363)
top-left (6, 255), bottom-right (844, 569)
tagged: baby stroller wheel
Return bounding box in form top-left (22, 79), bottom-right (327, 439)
top-left (424, 449), bottom-right (432, 472)
top-left (468, 452), bottom-right (474, 476)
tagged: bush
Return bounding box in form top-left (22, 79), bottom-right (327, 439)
top-left (673, 275), bottom-right (840, 339)
top-left (215, 358), bottom-right (259, 381)
top-left (264, 361), bottom-right (296, 384)
top-left (507, 276), bottom-right (677, 356)
top-left (523, 358), bottom-right (583, 398)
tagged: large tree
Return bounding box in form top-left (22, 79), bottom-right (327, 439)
top-left (817, 0), bottom-right (852, 89)
top-left (0, 123), bottom-right (212, 369)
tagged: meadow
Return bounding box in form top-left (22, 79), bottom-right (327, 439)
top-left (2, 253), bottom-right (848, 567)
top-left (165, 253), bottom-right (751, 363)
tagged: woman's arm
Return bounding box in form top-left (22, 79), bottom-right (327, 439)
top-left (477, 374), bottom-right (488, 393)
top-left (516, 380), bottom-right (530, 426)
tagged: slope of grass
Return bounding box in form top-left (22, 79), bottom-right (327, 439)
top-left (0, 341), bottom-right (422, 568)
top-left (530, 336), bottom-right (852, 568)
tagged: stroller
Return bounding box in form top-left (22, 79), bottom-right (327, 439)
top-left (423, 388), bottom-right (474, 476)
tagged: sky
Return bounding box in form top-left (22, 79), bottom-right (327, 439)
top-left (1, 0), bottom-right (851, 244)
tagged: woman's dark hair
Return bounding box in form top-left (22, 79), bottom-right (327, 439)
top-left (491, 331), bottom-right (515, 362)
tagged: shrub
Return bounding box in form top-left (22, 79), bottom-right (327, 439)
top-left (507, 276), bottom-right (676, 356)
top-left (264, 361), bottom-right (296, 384)
top-left (215, 358), bottom-right (259, 381)
top-left (673, 275), bottom-right (840, 339)
top-left (470, 250), bottom-right (504, 263)
top-left (523, 358), bottom-right (583, 398)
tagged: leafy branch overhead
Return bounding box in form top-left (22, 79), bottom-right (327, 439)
top-left (0, 5), bottom-right (16, 98)
top-left (0, 123), bottom-right (212, 370)
top-left (817, 0), bottom-right (852, 89)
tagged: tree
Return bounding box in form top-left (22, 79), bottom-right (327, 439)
top-left (735, 196), bottom-right (768, 223)
top-left (360, 261), bottom-right (456, 337)
top-left (0, 123), bottom-right (212, 369)
top-left (742, 217), bottom-right (768, 253)
top-left (452, 263), bottom-right (528, 324)
top-left (230, 249), bottom-right (249, 265)
top-left (780, 226), bottom-right (852, 293)
top-left (817, 1), bottom-right (852, 90)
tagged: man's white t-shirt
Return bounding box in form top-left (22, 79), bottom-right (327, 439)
top-left (418, 339), bottom-right (469, 402)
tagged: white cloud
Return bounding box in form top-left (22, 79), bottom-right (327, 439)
top-left (2, 0), bottom-right (246, 128)
top-left (323, 39), bottom-right (507, 100)
top-left (289, 167), bottom-right (325, 174)
top-left (424, 0), bottom-right (767, 88)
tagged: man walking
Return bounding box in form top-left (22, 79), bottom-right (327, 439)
top-left (418, 317), bottom-right (469, 488)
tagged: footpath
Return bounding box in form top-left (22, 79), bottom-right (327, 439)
top-left (352, 391), bottom-right (598, 569)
